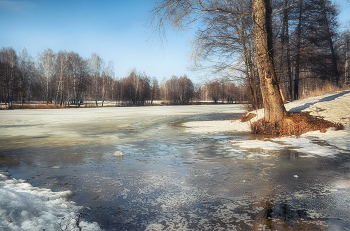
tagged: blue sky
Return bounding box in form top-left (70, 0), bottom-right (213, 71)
top-left (1, 0), bottom-right (349, 83)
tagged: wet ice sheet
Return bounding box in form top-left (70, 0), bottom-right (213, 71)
top-left (0, 104), bottom-right (245, 149)
top-left (73, 142), bottom-right (350, 230)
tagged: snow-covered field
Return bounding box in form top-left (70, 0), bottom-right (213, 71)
top-left (185, 90), bottom-right (350, 155)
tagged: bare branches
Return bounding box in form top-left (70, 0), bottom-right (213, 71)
top-left (272, 0), bottom-right (305, 16)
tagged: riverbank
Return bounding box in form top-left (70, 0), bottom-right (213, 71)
top-left (184, 89), bottom-right (350, 153)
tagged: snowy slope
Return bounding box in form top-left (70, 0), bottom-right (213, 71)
top-left (185, 89), bottom-right (350, 154)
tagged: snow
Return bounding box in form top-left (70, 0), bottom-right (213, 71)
top-left (113, 150), bottom-right (124, 156)
top-left (0, 170), bottom-right (102, 231)
top-left (183, 105), bottom-right (264, 133)
top-left (232, 140), bottom-right (286, 150)
top-left (185, 89), bottom-right (350, 156)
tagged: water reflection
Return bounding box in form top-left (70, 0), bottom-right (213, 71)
top-left (0, 155), bottom-right (19, 166)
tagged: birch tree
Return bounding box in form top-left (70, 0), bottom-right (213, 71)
top-left (38, 49), bottom-right (55, 104)
top-left (101, 61), bottom-right (114, 106)
top-left (90, 53), bottom-right (103, 106)
top-left (55, 50), bottom-right (69, 105)
top-left (18, 48), bottom-right (30, 104)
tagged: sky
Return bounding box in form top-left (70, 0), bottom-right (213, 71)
top-left (1, 0), bottom-right (350, 83)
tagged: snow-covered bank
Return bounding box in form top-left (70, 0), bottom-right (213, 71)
top-left (0, 170), bottom-right (102, 231)
top-left (184, 90), bottom-right (350, 154)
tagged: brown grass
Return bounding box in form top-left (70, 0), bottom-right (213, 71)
top-left (241, 113), bottom-right (256, 122)
top-left (251, 112), bottom-right (343, 136)
top-left (11, 103), bottom-right (67, 109)
top-left (10, 103), bottom-right (102, 109)
top-left (299, 83), bottom-right (349, 100)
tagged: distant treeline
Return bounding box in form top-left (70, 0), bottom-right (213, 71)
top-left (0, 47), bottom-right (247, 108)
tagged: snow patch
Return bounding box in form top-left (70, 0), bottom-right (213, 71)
top-left (113, 151), bottom-right (124, 157)
top-left (232, 140), bottom-right (285, 150)
top-left (0, 170), bottom-right (103, 231)
top-left (273, 137), bottom-right (339, 157)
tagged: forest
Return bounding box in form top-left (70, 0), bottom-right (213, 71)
top-left (0, 47), bottom-right (245, 108)
top-left (1, 0), bottom-right (350, 109)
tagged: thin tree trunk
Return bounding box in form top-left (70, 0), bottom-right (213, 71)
top-left (321, 0), bottom-right (339, 85)
top-left (285, 10), bottom-right (292, 100)
top-left (280, 0), bottom-right (292, 100)
top-left (253, 0), bottom-right (286, 123)
top-left (345, 41), bottom-right (349, 84)
top-left (240, 16), bottom-right (258, 109)
top-left (294, 1), bottom-right (303, 100)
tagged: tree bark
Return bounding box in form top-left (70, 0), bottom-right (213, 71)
top-left (285, 7), bottom-right (292, 101)
top-left (294, 1), bottom-right (302, 100)
top-left (321, 0), bottom-right (340, 85)
top-left (253, 0), bottom-right (286, 123)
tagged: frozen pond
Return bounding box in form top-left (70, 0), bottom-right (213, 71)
top-left (1, 105), bottom-right (350, 230)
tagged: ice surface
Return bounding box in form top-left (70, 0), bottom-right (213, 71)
top-left (0, 104), bottom-right (248, 230)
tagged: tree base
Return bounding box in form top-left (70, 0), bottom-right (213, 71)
top-left (251, 112), bottom-right (343, 136)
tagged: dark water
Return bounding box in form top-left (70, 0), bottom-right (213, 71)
top-left (0, 106), bottom-right (349, 230)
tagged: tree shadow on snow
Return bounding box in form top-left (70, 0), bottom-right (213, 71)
top-left (288, 90), bottom-right (350, 113)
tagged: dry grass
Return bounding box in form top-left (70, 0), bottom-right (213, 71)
top-left (299, 83), bottom-right (349, 100)
top-left (241, 113), bottom-right (256, 122)
top-left (10, 103), bottom-right (102, 109)
top-left (11, 103), bottom-right (67, 109)
top-left (251, 112), bottom-right (343, 136)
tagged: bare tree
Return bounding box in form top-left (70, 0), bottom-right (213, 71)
top-left (17, 48), bottom-right (30, 104)
top-left (340, 30), bottom-right (350, 85)
top-left (38, 49), bottom-right (55, 104)
top-left (101, 61), bottom-right (114, 106)
top-left (0, 47), bottom-right (18, 108)
top-left (68, 52), bottom-right (82, 105)
top-left (90, 53), bottom-right (103, 106)
top-left (150, 77), bottom-right (160, 104)
top-left (149, 0), bottom-right (286, 122)
top-left (55, 50), bottom-right (69, 105)
top-left (253, 0), bottom-right (287, 122)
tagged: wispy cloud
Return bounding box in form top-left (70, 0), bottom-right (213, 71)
top-left (0, 0), bottom-right (36, 13)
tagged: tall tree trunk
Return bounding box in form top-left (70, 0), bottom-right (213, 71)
top-left (285, 9), bottom-right (292, 101)
top-left (321, 0), bottom-right (340, 85)
top-left (253, 0), bottom-right (286, 123)
top-left (281, 0), bottom-right (292, 100)
top-left (278, 2), bottom-right (286, 84)
top-left (294, 1), bottom-right (303, 100)
top-left (240, 15), bottom-right (258, 109)
top-left (346, 41), bottom-right (349, 85)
